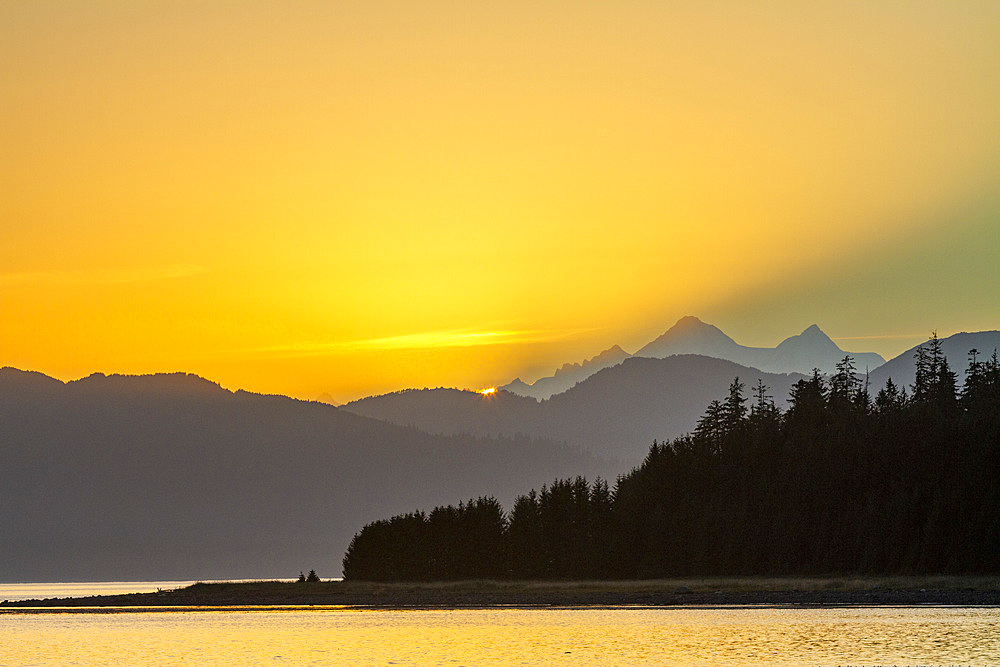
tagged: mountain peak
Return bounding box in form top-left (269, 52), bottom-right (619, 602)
top-left (669, 315), bottom-right (709, 331)
top-left (504, 378), bottom-right (531, 391)
top-left (586, 345), bottom-right (631, 366)
top-left (634, 319), bottom-right (884, 374)
top-left (635, 316), bottom-right (738, 359)
top-left (775, 324), bottom-right (840, 356)
top-left (503, 345), bottom-right (632, 399)
top-left (316, 392), bottom-right (340, 407)
top-left (665, 316), bottom-right (731, 339)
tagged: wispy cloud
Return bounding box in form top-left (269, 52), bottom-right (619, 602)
top-left (0, 264), bottom-right (208, 287)
top-left (831, 333), bottom-right (927, 341)
top-left (247, 327), bottom-right (591, 357)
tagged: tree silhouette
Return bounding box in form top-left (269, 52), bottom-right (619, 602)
top-left (342, 335), bottom-right (1000, 581)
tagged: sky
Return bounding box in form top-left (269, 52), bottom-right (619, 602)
top-left (3, 1), bottom-right (999, 402)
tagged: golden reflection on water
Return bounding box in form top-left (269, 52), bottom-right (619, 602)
top-left (2, 606), bottom-right (998, 666)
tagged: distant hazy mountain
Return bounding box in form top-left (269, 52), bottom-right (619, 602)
top-left (346, 355), bottom-right (806, 462)
top-left (341, 387), bottom-right (542, 437)
top-left (0, 368), bottom-right (609, 582)
top-left (500, 345), bottom-right (631, 400)
top-left (636, 316), bottom-right (885, 374)
top-left (869, 330), bottom-right (1000, 393)
top-left (501, 317), bottom-right (883, 401)
top-left (315, 392), bottom-right (340, 406)
top-left (634, 315), bottom-right (742, 359)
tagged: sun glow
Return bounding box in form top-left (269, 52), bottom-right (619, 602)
top-left (478, 387), bottom-right (497, 396)
top-left (2, 3), bottom-right (999, 402)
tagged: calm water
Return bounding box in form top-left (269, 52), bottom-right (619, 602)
top-left (2, 605), bottom-right (998, 666)
top-left (0, 580), bottom-right (297, 603)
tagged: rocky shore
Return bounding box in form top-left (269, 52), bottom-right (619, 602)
top-left (4, 576), bottom-right (1000, 610)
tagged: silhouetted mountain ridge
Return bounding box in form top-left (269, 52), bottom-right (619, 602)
top-left (346, 328), bottom-right (1000, 462)
top-left (68, 371), bottom-right (229, 396)
top-left (635, 317), bottom-right (885, 374)
top-left (502, 345), bottom-right (632, 400)
top-left (502, 317), bottom-right (883, 400)
top-left (869, 330), bottom-right (1000, 392)
top-left (637, 315), bottom-right (740, 356)
top-left (0, 368), bottom-right (609, 582)
top-left (347, 355), bottom-right (806, 461)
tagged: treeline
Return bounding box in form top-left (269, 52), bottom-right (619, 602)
top-left (342, 337), bottom-right (1000, 580)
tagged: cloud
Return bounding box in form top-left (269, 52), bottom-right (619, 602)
top-left (831, 333), bottom-right (927, 342)
top-left (0, 264), bottom-right (208, 287)
top-left (247, 327), bottom-right (592, 357)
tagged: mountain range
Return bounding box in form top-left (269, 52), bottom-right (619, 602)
top-left (346, 326), bottom-right (1000, 462)
top-left (5, 318), bottom-right (998, 582)
top-left (868, 330), bottom-right (1000, 393)
top-left (0, 368), bottom-right (608, 581)
top-left (502, 316), bottom-right (885, 400)
top-left (635, 316), bottom-right (886, 375)
top-left (502, 345), bottom-right (632, 400)
top-left (347, 355), bottom-right (806, 462)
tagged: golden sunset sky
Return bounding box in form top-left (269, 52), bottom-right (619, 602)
top-left (3, 2), bottom-right (999, 401)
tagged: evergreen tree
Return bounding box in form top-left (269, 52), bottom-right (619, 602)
top-left (785, 369), bottom-right (827, 433)
top-left (912, 341), bottom-right (933, 404)
top-left (874, 378), bottom-right (906, 415)
top-left (721, 377), bottom-right (748, 433)
top-left (961, 348), bottom-right (986, 411)
top-left (750, 379), bottom-right (772, 417)
top-left (507, 489), bottom-right (542, 578)
top-left (934, 354), bottom-right (959, 415)
top-left (830, 355), bottom-right (860, 404)
top-left (342, 334), bottom-right (1000, 581)
top-left (693, 400), bottom-right (725, 447)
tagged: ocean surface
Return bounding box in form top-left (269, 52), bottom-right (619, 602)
top-left (2, 582), bottom-right (998, 667)
top-left (0, 580), bottom-right (297, 603)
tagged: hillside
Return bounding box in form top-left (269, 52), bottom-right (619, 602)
top-left (0, 368), bottom-right (609, 582)
top-left (346, 355), bottom-right (806, 461)
top-left (869, 330), bottom-right (1000, 392)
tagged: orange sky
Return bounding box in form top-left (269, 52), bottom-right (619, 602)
top-left (3, 2), bottom-right (999, 401)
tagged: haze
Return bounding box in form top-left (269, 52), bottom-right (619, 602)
top-left (3, 2), bottom-right (999, 401)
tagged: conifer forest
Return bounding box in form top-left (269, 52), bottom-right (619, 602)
top-left (342, 337), bottom-right (1000, 580)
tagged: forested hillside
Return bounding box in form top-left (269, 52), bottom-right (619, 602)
top-left (343, 337), bottom-right (1000, 580)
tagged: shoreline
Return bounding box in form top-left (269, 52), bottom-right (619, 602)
top-left (4, 576), bottom-right (1000, 609)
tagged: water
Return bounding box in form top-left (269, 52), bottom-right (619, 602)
top-left (0, 580), bottom-right (297, 603)
top-left (2, 604), bottom-right (998, 666)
